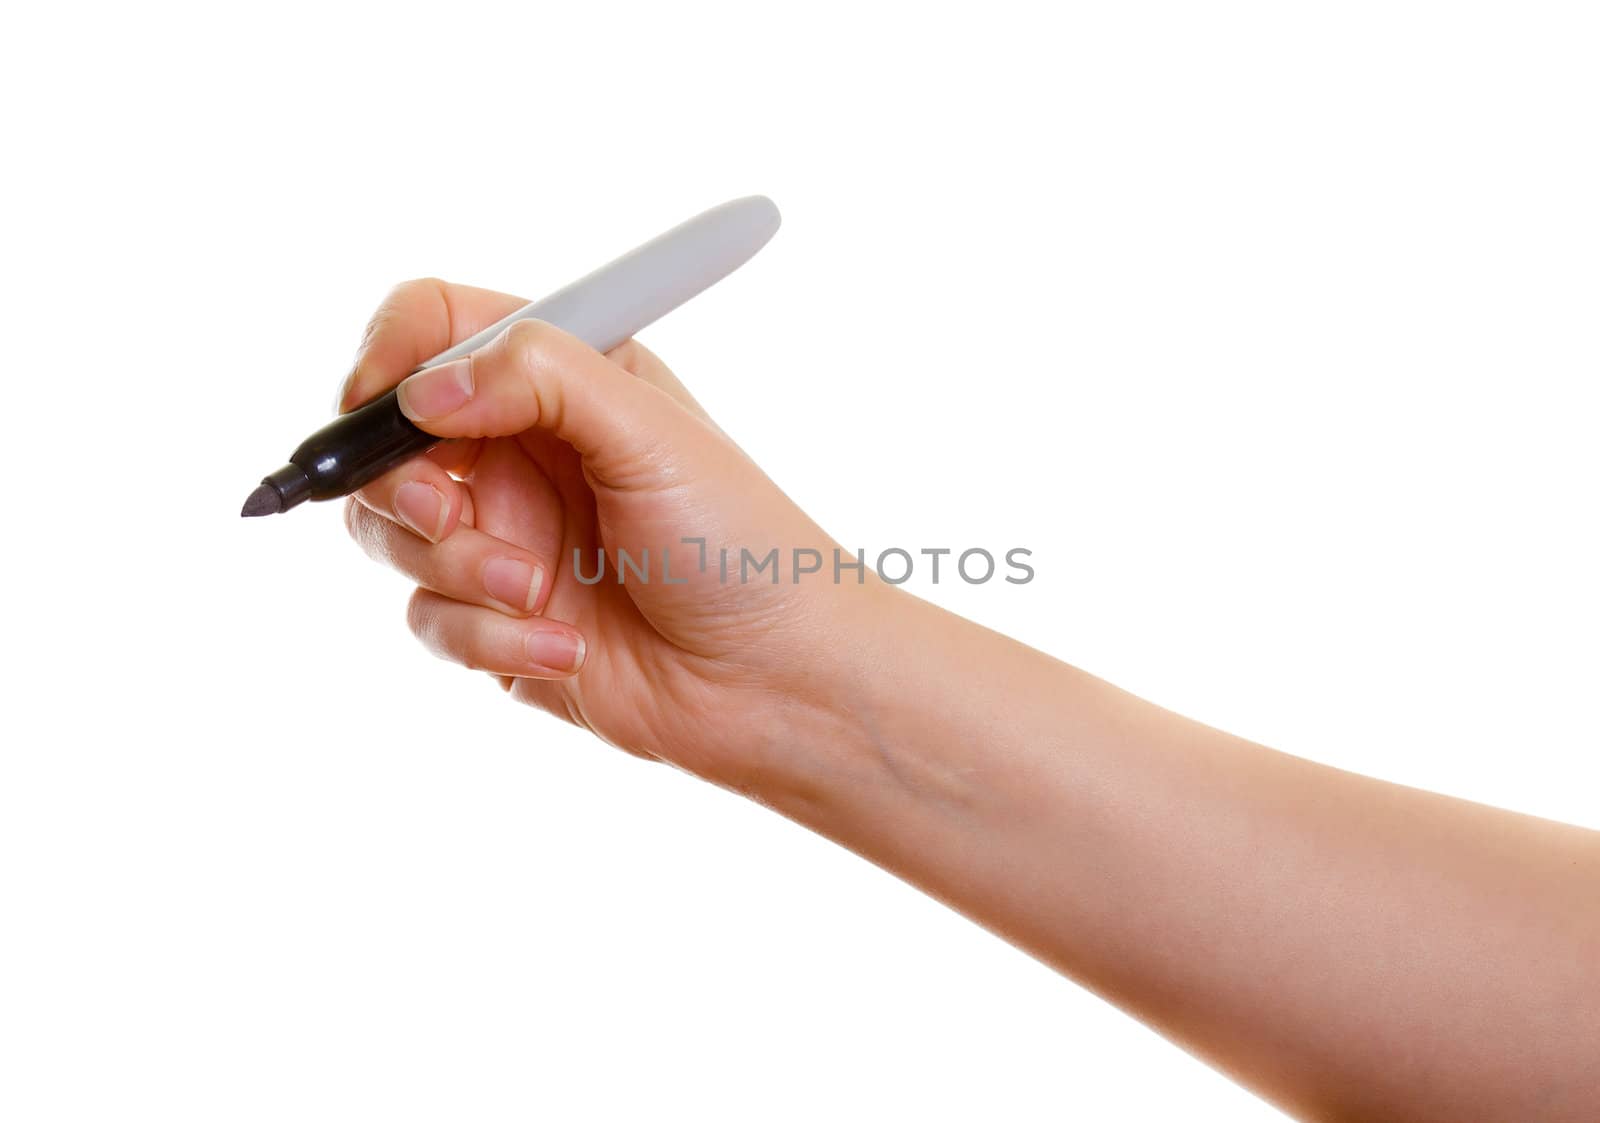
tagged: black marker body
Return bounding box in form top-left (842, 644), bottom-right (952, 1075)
top-left (248, 388), bottom-right (439, 515)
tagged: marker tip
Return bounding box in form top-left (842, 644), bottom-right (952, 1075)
top-left (240, 483), bottom-right (283, 518)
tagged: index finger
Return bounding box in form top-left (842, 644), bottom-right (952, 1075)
top-left (337, 278), bottom-right (529, 413)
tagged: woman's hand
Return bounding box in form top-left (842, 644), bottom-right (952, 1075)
top-left (338, 279), bottom-right (1600, 1123)
top-left (339, 278), bottom-right (879, 791)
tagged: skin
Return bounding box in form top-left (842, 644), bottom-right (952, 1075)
top-left (340, 278), bottom-right (1600, 1122)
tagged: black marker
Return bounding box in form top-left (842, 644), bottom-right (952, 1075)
top-left (242, 196), bottom-right (781, 518)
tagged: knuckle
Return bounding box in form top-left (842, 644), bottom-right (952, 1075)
top-left (355, 307), bottom-right (389, 349)
top-left (512, 319), bottom-right (581, 376)
top-left (344, 278), bottom-right (457, 415)
top-left (502, 319), bottom-right (562, 384)
top-left (355, 277), bottom-right (445, 357)
top-left (392, 276), bottom-right (447, 302)
top-left (503, 316), bottom-right (555, 354)
top-left (342, 498), bottom-right (393, 563)
top-left (405, 590), bottom-right (483, 673)
top-left (405, 588), bottom-right (438, 642)
top-left (499, 319), bottom-right (566, 432)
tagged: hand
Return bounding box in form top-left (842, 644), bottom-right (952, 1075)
top-left (337, 288), bottom-right (1600, 1123)
top-left (340, 279), bottom-right (882, 790)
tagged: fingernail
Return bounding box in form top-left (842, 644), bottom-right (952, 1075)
top-left (525, 629), bottom-right (585, 673)
top-left (397, 358), bottom-right (473, 421)
top-left (483, 557), bottom-right (544, 613)
top-left (394, 481), bottom-right (447, 542)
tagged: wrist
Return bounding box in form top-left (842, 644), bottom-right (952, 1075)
top-left (737, 581), bottom-right (1006, 836)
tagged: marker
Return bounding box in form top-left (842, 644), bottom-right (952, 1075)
top-left (241, 196), bottom-right (781, 518)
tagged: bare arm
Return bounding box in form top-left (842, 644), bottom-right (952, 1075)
top-left (340, 280), bottom-right (1600, 1121)
top-left (764, 588), bottom-right (1600, 1121)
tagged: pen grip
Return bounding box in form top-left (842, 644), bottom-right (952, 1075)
top-left (291, 387), bottom-right (434, 499)
top-left (293, 195), bottom-right (781, 502)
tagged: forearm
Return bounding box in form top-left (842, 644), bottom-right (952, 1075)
top-left (758, 586), bottom-right (1600, 1122)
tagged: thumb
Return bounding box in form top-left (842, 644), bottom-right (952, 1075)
top-left (394, 318), bottom-right (704, 487)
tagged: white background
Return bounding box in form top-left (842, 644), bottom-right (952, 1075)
top-left (2, 3), bottom-right (1596, 1120)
